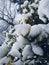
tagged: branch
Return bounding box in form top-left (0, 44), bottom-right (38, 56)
top-left (0, 17), bottom-right (14, 26)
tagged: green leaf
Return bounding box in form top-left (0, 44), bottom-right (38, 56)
top-left (8, 34), bottom-right (13, 39)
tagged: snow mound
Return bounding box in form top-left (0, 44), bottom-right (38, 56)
top-left (13, 24), bottom-right (31, 36)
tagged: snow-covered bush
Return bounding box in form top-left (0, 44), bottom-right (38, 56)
top-left (14, 0), bottom-right (41, 24)
top-left (0, 23), bottom-right (49, 65)
top-left (0, 0), bottom-right (49, 65)
top-left (38, 0), bottom-right (49, 23)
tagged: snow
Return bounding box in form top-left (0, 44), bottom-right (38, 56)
top-left (13, 60), bottom-right (23, 65)
top-left (8, 43), bottom-right (21, 58)
top-left (30, 3), bottom-right (38, 8)
top-left (45, 23), bottom-right (49, 34)
top-left (0, 0), bottom-right (18, 46)
top-left (0, 0), bottom-right (49, 65)
top-left (0, 33), bottom-right (5, 45)
top-left (28, 24), bottom-right (49, 41)
top-left (16, 35), bottom-right (29, 49)
top-left (29, 60), bottom-right (35, 65)
top-left (13, 24), bottom-right (31, 36)
top-left (21, 0), bottom-right (29, 8)
top-left (28, 25), bottom-right (41, 38)
top-left (31, 43), bottom-right (43, 56)
top-left (0, 20), bottom-right (9, 45)
top-left (0, 56), bottom-right (11, 65)
top-left (24, 1), bottom-right (29, 6)
top-left (22, 45), bottom-right (33, 61)
top-left (38, 24), bottom-right (49, 41)
top-left (14, 13), bottom-right (23, 24)
top-left (38, 0), bottom-right (49, 22)
top-left (0, 44), bottom-right (10, 59)
top-left (8, 35), bottom-right (29, 58)
top-left (23, 8), bottom-right (28, 13)
top-left (14, 13), bottom-right (32, 24)
top-left (0, 20), bottom-right (9, 32)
